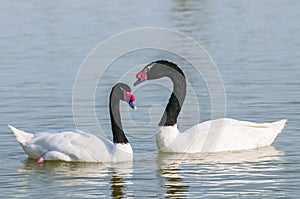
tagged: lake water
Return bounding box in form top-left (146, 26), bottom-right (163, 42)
top-left (1, 0), bottom-right (300, 198)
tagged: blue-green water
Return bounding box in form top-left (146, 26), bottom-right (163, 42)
top-left (1, 0), bottom-right (299, 198)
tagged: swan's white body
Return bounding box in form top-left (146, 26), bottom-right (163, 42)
top-left (135, 60), bottom-right (287, 153)
top-left (156, 118), bottom-right (287, 153)
top-left (8, 125), bottom-right (133, 162)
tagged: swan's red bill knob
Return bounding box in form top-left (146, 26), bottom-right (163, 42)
top-left (134, 70), bottom-right (147, 86)
top-left (130, 94), bottom-right (135, 102)
top-left (124, 92), bottom-right (137, 110)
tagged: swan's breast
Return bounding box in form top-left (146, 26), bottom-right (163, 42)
top-left (112, 144), bottom-right (133, 162)
top-left (156, 125), bottom-right (180, 152)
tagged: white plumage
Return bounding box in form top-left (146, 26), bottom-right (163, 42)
top-left (134, 60), bottom-right (287, 153)
top-left (157, 118), bottom-right (287, 153)
top-left (8, 125), bottom-right (133, 162)
top-left (8, 83), bottom-right (136, 162)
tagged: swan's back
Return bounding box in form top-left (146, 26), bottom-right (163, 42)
top-left (8, 125), bottom-right (115, 162)
top-left (210, 118), bottom-right (287, 152)
top-left (158, 118), bottom-right (287, 153)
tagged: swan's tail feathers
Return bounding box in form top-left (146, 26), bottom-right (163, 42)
top-left (272, 119), bottom-right (287, 134)
top-left (8, 125), bottom-right (33, 144)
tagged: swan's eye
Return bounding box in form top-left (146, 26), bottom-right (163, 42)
top-left (145, 63), bottom-right (155, 72)
top-left (120, 87), bottom-right (126, 93)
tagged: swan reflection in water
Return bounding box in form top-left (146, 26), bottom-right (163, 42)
top-left (110, 162), bottom-right (134, 199)
top-left (15, 147), bottom-right (285, 198)
top-left (16, 160), bottom-right (133, 198)
top-left (157, 162), bottom-right (189, 198)
top-left (157, 146), bottom-right (285, 198)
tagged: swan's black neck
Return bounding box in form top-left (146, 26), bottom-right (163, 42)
top-left (155, 61), bottom-right (187, 126)
top-left (109, 91), bottom-right (129, 144)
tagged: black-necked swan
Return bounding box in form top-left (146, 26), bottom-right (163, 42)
top-left (8, 83), bottom-right (137, 162)
top-left (134, 60), bottom-right (287, 153)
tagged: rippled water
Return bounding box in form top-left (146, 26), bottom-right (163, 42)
top-left (1, 0), bottom-right (300, 198)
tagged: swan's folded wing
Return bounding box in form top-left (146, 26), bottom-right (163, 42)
top-left (30, 131), bottom-right (114, 162)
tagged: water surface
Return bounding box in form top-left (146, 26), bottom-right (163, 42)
top-left (1, 0), bottom-right (299, 198)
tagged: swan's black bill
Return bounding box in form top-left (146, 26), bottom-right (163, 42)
top-left (134, 79), bottom-right (144, 86)
top-left (129, 101), bottom-right (137, 110)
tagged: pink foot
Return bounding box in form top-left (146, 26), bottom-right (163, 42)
top-left (38, 157), bottom-right (45, 163)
